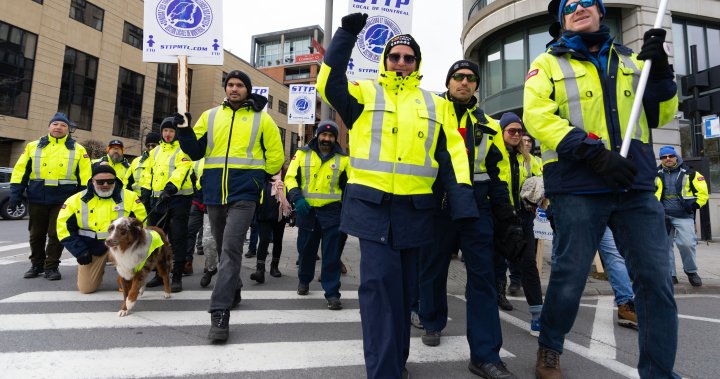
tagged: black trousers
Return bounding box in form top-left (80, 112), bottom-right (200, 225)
top-left (28, 203), bottom-right (64, 269)
top-left (256, 219), bottom-right (286, 264)
top-left (149, 195), bottom-right (193, 265)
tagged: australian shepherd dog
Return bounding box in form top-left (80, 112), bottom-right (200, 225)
top-left (105, 217), bottom-right (173, 316)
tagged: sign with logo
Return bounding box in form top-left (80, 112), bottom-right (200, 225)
top-left (252, 87), bottom-right (269, 112)
top-left (288, 85), bottom-right (316, 124)
top-left (347, 0), bottom-right (413, 80)
top-left (143, 0), bottom-right (224, 65)
top-left (703, 115), bottom-right (720, 139)
top-left (533, 208), bottom-right (554, 241)
top-left (295, 53), bottom-right (324, 63)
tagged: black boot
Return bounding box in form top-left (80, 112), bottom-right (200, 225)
top-left (146, 271), bottom-right (163, 287)
top-left (250, 263), bottom-right (265, 284)
top-left (269, 260), bottom-right (282, 278)
top-left (23, 265), bottom-right (44, 279)
top-left (208, 309), bottom-right (230, 342)
top-left (200, 268), bottom-right (217, 288)
top-left (171, 263), bottom-right (184, 293)
top-left (496, 279), bottom-right (513, 311)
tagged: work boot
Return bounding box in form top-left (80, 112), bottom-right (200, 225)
top-left (507, 280), bottom-right (522, 296)
top-left (327, 297), bottom-right (343, 310)
top-left (617, 302), bottom-right (638, 329)
top-left (250, 263), bottom-right (265, 284)
top-left (44, 267), bottom-right (61, 281)
top-left (297, 282), bottom-right (309, 295)
top-left (468, 360), bottom-right (517, 379)
top-left (535, 346), bottom-right (561, 379)
top-left (183, 261), bottom-right (193, 276)
top-left (200, 268), bottom-right (217, 288)
top-left (686, 272), bottom-right (703, 287)
top-left (244, 249), bottom-right (256, 258)
top-left (23, 265), bottom-right (44, 278)
top-left (422, 330), bottom-right (441, 346)
top-left (171, 264), bottom-right (183, 293)
top-left (269, 261), bottom-right (282, 277)
top-left (208, 309), bottom-right (230, 342)
top-left (146, 273), bottom-right (163, 287)
top-left (496, 279), bottom-right (513, 311)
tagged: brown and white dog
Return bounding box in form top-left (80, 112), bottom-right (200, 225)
top-left (105, 217), bottom-right (173, 316)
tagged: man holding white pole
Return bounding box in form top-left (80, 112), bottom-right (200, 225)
top-left (524, 0), bottom-right (679, 378)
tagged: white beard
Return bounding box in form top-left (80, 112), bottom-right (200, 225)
top-left (94, 184), bottom-right (115, 198)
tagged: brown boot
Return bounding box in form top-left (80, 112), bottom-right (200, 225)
top-left (617, 302), bottom-right (638, 329)
top-left (535, 346), bottom-right (561, 379)
top-left (183, 261), bottom-right (193, 276)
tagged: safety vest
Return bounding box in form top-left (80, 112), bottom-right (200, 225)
top-left (141, 141), bottom-right (194, 197)
top-left (11, 134), bottom-right (91, 189)
top-left (57, 188), bottom-right (147, 241)
top-left (286, 148), bottom-right (349, 208)
top-left (93, 155), bottom-right (130, 183)
top-left (134, 230), bottom-right (165, 273)
top-left (655, 165), bottom-right (709, 207)
top-left (126, 152), bottom-right (150, 195)
top-left (460, 109), bottom-right (504, 183)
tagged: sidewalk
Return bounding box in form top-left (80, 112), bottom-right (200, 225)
top-left (240, 226), bottom-right (720, 296)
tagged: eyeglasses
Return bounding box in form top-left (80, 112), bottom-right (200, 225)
top-left (563, 0), bottom-right (596, 15)
top-left (451, 73), bottom-right (478, 83)
top-left (660, 155), bottom-right (676, 160)
top-left (93, 179), bottom-right (115, 185)
top-left (386, 53), bottom-right (417, 65)
top-left (504, 128), bottom-right (524, 136)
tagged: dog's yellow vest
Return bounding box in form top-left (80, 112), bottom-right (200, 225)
top-left (134, 230), bottom-right (165, 273)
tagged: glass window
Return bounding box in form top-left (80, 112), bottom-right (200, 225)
top-left (59, 47), bottom-right (97, 131)
top-left (486, 41), bottom-right (502, 96)
top-left (528, 26), bottom-right (550, 63)
top-left (113, 67), bottom-right (144, 139)
top-left (122, 22), bottom-right (143, 50)
top-left (0, 21), bottom-right (37, 119)
top-left (707, 27), bottom-right (720, 67)
top-left (267, 94), bottom-right (273, 109)
top-left (284, 36), bottom-right (312, 63)
top-left (285, 66), bottom-right (311, 81)
top-left (258, 41), bottom-right (282, 67)
top-left (221, 71), bottom-right (227, 88)
top-left (69, 0), bottom-right (104, 31)
top-left (504, 32), bottom-right (524, 89)
top-left (672, 22), bottom-right (687, 75)
top-left (687, 24), bottom-right (708, 71)
top-left (153, 63), bottom-right (193, 133)
top-left (672, 20), bottom-right (720, 75)
top-left (279, 126), bottom-right (286, 147)
top-left (290, 132), bottom-right (298, 154)
top-left (279, 100), bottom-right (288, 115)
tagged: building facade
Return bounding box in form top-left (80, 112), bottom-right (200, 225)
top-left (461, 0), bottom-right (720, 237)
top-left (0, 0), bottom-right (294, 166)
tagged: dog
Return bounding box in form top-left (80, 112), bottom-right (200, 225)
top-left (105, 217), bottom-right (173, 316)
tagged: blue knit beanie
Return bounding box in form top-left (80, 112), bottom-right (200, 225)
top-left (499, 112), bottom-right (524, 130)
top-left (49, 112), bottom-right (71, 126)
top-left (658, 146), bottom-right (677, 158)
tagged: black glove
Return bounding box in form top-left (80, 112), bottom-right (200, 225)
top-left (184, 112), bottom-right (192, 127)
top-left (7, 197), bottom-right (21, 212)
top-left (76, 251), bottom-right (92, 265)
top-left (586, 148), bottom-right (638, 189)
top-left (637, 28), bottom-right (669, 74)
top-left (140, 188), bottom-right (152, 209)
top-left (160, 182), bottom-right (178, 200)
top-left (492, 203), bottom-right (526, 262)
top-left (341, 13), bottom-right (368, 36)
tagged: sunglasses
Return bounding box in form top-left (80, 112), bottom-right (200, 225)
top-left (146, 143), bottom-right (158, 149)
top-left (93, 179), bottom-right (115, 185)
top-left (505, 128), bottom-right (524, 136)
top-left (386, 53), bottom-right (417, 64)
top-left (451, 73), bottom-right (478, 83)
top-left (563, 0), bottom-right (597, 15)
top-left (660, 155), bottom-right (676, 160)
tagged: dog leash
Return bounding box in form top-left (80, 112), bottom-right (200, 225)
top-left (141, 196), bottom-right (170, 225)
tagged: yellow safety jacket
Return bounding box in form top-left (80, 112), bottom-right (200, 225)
top-left (10, 134), bottom-right (92, 205)
top-left (285, 146), bottom-right (349, 207)
top-left (140, 141), bottom-right (194, 197)
top-left (93, 155), bottom-right (130, 183)
top-left (125, 152), bottom-right (151, 195)
top-left (655, 164), bottom-right (709, 208)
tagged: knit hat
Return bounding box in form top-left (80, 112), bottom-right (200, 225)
top-left (49, 112), bottom-right (71, 127)
top-left (224, 70), bottom-right (252, 93)
top-left (384, 34), bottom-right (421, 67)
top-left (160, 117), bottom-right (176, 131)
top-left (554, 0), bottom-right (606, 26)
top-left (445, 59), bottom-right (480, 87)
top-left (92, 164), bottom-right (116, 178)
top-left (316, 120), bottom-right (339, 139)
top-left (499, 112), bottom-right (524, 130)
top-left (659, 146), bottom-right (678, 158)
top-left (145, 132), bottom-right (161, 145)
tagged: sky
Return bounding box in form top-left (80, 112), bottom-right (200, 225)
top-left (222, 0), bottom-right (464, 93)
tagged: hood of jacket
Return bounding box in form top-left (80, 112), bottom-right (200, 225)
top-left (376, 41), bottom-right (422, 95)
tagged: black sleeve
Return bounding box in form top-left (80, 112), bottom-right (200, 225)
top-left (642, 70), bottom-right (677, 129)
top-left (320, 28), bottom-right (366, 129)
top-left (434, 128), bottom-right (479, 221)
top-left (177, 127), bottom-right (208, 161)
top-left (485, 143), bottom-right (511, 205)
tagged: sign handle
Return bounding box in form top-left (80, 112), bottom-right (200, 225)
top-left (177, 55), bottom-right (189, 127)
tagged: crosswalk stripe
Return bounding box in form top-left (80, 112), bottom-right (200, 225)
top-left (1, 290), bottom-right (360, 303)
top-left (0, 336), bottom-right (514, 378)
top-left (0, 242), bottom-right (29, 252)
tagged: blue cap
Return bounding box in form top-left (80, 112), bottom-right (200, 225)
top-left (49, 112), bottom-right (71, 126)
top-left (659, 146), bottom-right (677, 158)
top-left (499, 112), bottom-right (524, 130)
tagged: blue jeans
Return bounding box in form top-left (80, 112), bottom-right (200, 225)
top-left (598, 227), bottom-right (634, 306)
top-left (541, 192), bottom-right (678, 378)
top-left (666, 216), bottom-right (698, 275)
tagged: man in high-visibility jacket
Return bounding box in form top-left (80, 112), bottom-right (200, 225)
top-left (10, 112), bottom-right (92, 281)
top-left (92, 139), bottom-right (130, 182)
top-left (415, 60), bottom-right (523, 378)
top-left (57, 165), bottom-right (147, 293)
top-left (655, 145), bottom-right (709, 287)
top-left (125, 132), bottom-right (160, 195)
top-left (317, 14), bottom-right (478, 378)
top-left (285, 120), bottom-right (349, 311)
top-left (140, 116), bottom-right (194, 293)
top-left (525, 1), bottom-right (679, 378)
top-left (177, 70), bottom-right (284, 343)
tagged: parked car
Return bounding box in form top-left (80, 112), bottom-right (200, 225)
top-left (0, 167), bottom-right (28, 220)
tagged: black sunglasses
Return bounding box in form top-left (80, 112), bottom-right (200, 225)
top-left (94, 179), bottom-right (115, 185)
top-left (387, 53), bottom-right (417, 64)
top-left (660, 155), bottom-right (676, 160)
top-left (505, 128), bottom-right (524, 136)
top-left (563, 0), bottom-right (596, 15)
top-left (451, 73), bottom-right (478, 83)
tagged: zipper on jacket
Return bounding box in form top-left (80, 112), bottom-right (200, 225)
top-left (222, 110), bottom-right (237, 204)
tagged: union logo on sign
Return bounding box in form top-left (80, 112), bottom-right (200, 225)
top-left (357, 16), bottom-right (401, 63)
top-left (293, 97), bottom-right (312, 114)
top-left (156, 0), bottom-right (213, 38)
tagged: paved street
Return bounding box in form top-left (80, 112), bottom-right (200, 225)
top-left (1, 218), bottom-right (719, 378)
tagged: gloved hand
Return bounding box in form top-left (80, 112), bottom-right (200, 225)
top-left (140, 188), bottom-right (152, 212)
top-left (76, 251), bottom-right (92, 265)
top-left (586, 148), bottom-right (638, 189)
top-left (159, 182), bottom-right (178, 202)
top-left (492, 203), bottom-right (526, 262)
top-left (341, 13), bottom-right (368, 36)
top-left (637, 28), bottom-right (669, 74)
top-left (7, 197), bottom-right (21, 212)
top-left (173, 112), bottom-right (193, 128)
top-left (294, 198), bottom-right (311, 217)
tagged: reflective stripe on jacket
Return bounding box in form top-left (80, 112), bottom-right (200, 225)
top-left (655, 164), bottom-right (709, 208)
top-left (140, 141), bottom-right (194, 197)
top-left (285, 146), bottom-right (349, 208)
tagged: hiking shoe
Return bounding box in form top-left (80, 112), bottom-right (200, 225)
top-left (146, 274), bottom-right (163, 287)
top-left (617, 302), bottom-right (638, 329)
top-left (535, 347), bottom-right (561, 379)
top-left (468, 360), bottom-right (517, 378)
top-left (44, 268), bottom-right (61, 281)
top-left (422, 330), bottom-right (441, 346)
top-left (23, 265), bottom-right (44, 279)
top-left (497, 294), bottom-right (513, 311)
top-left (269, 262), bottom-right (282, 277)
top-left (244, 250), bottom-right (256, 258)
top-left (530, 318), bottom-right (541, 337)
top-left (410, 310), bottom-right (423, 329)
top-left (686, 272), bottom-right (702, 287)
top-left (231, 289), bottom-right (241, 308)
top-left (327, 298), bottom-right (343, 310)
top-left (200, 268), bottom-right (217, 288)
top-left (507, 281), bottom-right (522, 296)
top-left (171, 275), bottom-right (182, 293)
top-left (183, 261), bottom-right (193, 276)
top-left (208, 310), bottom-right (230, 342)
top-left (297, 283), bottom-right (309, 296)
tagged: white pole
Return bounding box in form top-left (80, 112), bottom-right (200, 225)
top-left (620, 0), bottom-right (670, 157)
top-left (177, 55), bottom-right (189, 127)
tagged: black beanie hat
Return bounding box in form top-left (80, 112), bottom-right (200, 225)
top-left (384, 34), bottom-right (421, 68)
top-left (49, 112), bottom-right (71, 126)
top-left (499, 112), bottom-right (524, 130)
top-left (92, 164), bottom-right (116, 178)
top-left (224, 70), bottom-right (252, 93)
top-left (160, 117), bottom-right (176, 132)
top-left (445, 59), bottom-right (480, 87)
top-left (145, 132), bottom-right (161, 145)
top-left (316, 120), bottom-right (339, 139)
